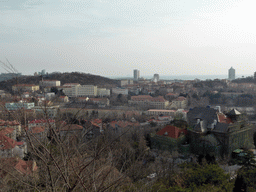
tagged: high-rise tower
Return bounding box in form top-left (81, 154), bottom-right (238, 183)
top-left (228, 67), bottom-right (235, 80)
top-left (133, 69), bottom-right (140, 80)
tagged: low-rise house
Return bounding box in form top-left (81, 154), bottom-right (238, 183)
top-left (151, 125), bottom-right (188, 151)
top-left (27, 126), bottom-right (47, 143)
top-left (0, 128), bottom-right (16, 140)
top-left (165, 92), bottom-right (179, 101)
top-left (22, 92), bottom-right (30, 99)
top-left (0, 134), bottom-right (27, 159)
top-left (108, 120), bottom-right (140, 134)
top-left (148, 116), bottom-right (173, 126)
top-left (0, 157), bottom-right (38, 179)
top-left (59, 96), bottom-right (69, 103)
top-left (59, 123), bottom-right (84, 142)
top-left (28, 119), bottom-right (55, 130)
top-left (0, 120), bottom-right (21, 136)
top-left (85, 119), bottom-right (102, 139)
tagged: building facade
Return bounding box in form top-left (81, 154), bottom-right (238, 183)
top-left (118, 79), bottom-right (133, 87)
top-left (60, 84), bottom-right (110, 97)
top-left (5, 102), bottom-right (35, 110)
top-left (170, 96), bottom-right (188, 109)
top-left (128, 95), bottom-right (169, 109)
top-left (12, 84), bottom-right (39, 92)
top-left (39, 80), bottom-right (61, 87)
top-left (112, 88), bottom-right (129, 95)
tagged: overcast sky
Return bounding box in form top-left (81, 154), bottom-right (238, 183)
top-left (0, 0), bottom-right (255, 78)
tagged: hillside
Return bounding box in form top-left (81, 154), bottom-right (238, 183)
top-left (0, 72), bottom-right (120, 92)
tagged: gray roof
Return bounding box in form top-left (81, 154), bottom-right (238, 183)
top-left (213, 123), bottom-right (229, 133)
top-left (187, 107), bottom-right (218, 127)
top-left (228, 109), bottom-right (241, 116)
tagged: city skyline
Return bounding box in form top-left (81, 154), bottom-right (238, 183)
top-left (1, 0), bottom-right (256, 76)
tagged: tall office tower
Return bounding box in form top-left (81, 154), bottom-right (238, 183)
top-left (153, 74), bottom-right (160, 82)
top-left (228, 67), bottom-right (235, 80)
top-left (134, 69), bottom-right (140, 80)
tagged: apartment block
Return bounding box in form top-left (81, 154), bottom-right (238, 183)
top-left (112, 87), bottom-right (129, 95)
top-left (61, 83), bottom-right (109, 97)
top-left (128, 95), bottom-right (169, 109)
top-left (39, 80), bottom-right (61, 87)
top-left (12, 84), bottom-right (39, 92)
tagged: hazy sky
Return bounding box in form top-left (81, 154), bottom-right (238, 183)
top-left (0, 0), bottom-right (256, 77)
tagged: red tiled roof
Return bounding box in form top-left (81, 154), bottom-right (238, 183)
top-left (151, 96), bottom-right (166, 102)
top-left (0, 157), bottom-right (38, 176)
top-left (0, 134), bottom-right (17, 150)
top-left (31, 127), bottom-right (45, 134)
top-left (0, 120), bottom-right (20, 126)
top-left (156, 125), bottom-right (187, 139)
top-left (91, 119), bottom-right (102, 127)
top-left (166, 92), bottom-right (178, 96)
top-left (174, 96), bottom-right (186, 101)
top-left (218, 113), bottom-right (233, 124)
top-left (60, 124), bottom-right (83, 131)
top-left (0, 128), bottom-right (14, 135)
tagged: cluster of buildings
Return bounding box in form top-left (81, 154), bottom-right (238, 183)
top-left (1, 69), bottom-right (256, 181)
top-left (0, 73), bottom-right (22, 82)
top-left (0, 120), bottom-right (26, 159)
top-left (151, 106), bottom-right (254, 158)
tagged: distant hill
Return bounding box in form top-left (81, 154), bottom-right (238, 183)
top-left (0, 72), bottom-right (120, 92)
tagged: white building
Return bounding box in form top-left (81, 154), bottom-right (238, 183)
top-left (76, 85), bottom-right (97, 97)
top-left (5, 102), bottom-right (35, 111)
top-left (61, 84), bottom-right (109, 97)
top-left (39, 80), bottom-right (61, 87)
top-left (112, 88), bottom-right (129, 95)
top-left (97, 88), bottom-right (110, 97)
